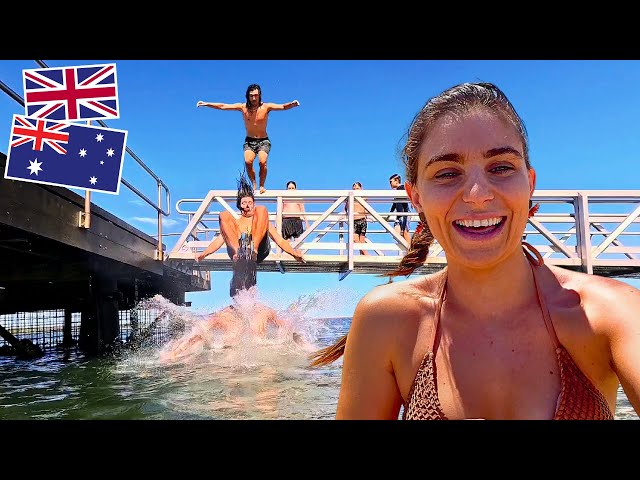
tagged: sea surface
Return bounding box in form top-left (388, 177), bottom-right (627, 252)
top-left (0, 291), bottom-right (637, 420)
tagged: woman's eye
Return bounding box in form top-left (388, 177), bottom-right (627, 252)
top-left (434, 171), bottom-right (460, 179)
top-left (490, 164), bottom-right (515, 174)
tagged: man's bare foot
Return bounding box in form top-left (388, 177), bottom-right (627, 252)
top-left (259, 186), bottom-right (266, 194)
top-left (252, 182), bottom-right (257, 191)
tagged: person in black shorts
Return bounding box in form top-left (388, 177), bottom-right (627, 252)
top-left (195, 175), bottom-right (305, 297)
top-left (281, 181), bottom-right (309, 242)
top-left (388, 173), bottom-right (412, 243)
top-left (344, 181), bottom-right (369, 255)
top-left (197, 84), bottom-right (301, 194)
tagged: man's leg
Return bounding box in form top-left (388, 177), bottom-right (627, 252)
top-left (257, 150), bottom-right (268, 194)
top-left (356, 234), bottom-right (369, 255)
top-left (244, 149), bottom-right (258, 190)
top-left (392, 223), bottom-right (406, 246)
top-left (250, 205), bottom-right (270, 257)
top-left (219, 210), bottom-right (241, 260)
top-left (354, 220), bottom-right (369, 255)
top-left (400, 216), bottom-right (411, 243)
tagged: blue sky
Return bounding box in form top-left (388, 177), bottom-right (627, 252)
top-left (1, 60), bottom-right (639, 314)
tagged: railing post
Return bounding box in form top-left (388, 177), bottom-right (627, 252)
top-left (348, 191), bottom-right (354, 272)
top-left (156, 181), bottom-right (163, 260)
top-left (276, 194), bottom-right (283, 255)
top-left (575, 193), bottom-right (593, 274)
top-left (78, 120), bottom-right (92, 229)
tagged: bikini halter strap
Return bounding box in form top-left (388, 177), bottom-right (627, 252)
top-left (431, 272), bottom-right (448, 356)
top-left (525, 243), bottom-right (561, 350)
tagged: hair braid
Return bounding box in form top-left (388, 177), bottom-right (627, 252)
top-left (386, 217), bottom-right (434, 280)
top-left (308, 334), bottom-right (347, 368)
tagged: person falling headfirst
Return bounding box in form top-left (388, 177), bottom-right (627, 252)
top-left (197, 83), bottom-right (300, 194)
top-left (195, 174), bottom-right (305, 298)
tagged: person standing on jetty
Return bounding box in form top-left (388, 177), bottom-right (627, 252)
top-left (309, 82), bottom-right (640, 420)
top-left (282, 180), bottom-right (309, 243)
top-left (388, 173), bottom-right (412, 243)
top-left (197, 83), bottom-right (300, 194)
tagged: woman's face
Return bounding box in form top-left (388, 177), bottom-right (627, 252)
top-left (407, 108), bottom-right (535, 269)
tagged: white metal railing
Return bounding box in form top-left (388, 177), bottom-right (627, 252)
top-left (167, 189), bottom-right (640, 277)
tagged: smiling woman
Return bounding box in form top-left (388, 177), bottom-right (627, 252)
top-left (309, 82), bottom-right (640, 420)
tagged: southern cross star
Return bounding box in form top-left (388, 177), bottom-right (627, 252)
top-left (28, 159), bottom-right (43, 175)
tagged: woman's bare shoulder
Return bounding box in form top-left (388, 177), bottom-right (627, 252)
top-left (351, 271), bottom-right (445, 328)
top-left (549, 265), bottom-right (640, 329)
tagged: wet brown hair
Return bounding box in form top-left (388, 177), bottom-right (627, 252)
top-left (309, 82), bottom-right (530, 368)
top-left (236, 173), bottom-right (254, 209)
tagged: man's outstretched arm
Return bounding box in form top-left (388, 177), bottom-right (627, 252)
top-left (268, 223), bottom-right (305, 262)
top-left (265, 100), bottom-right (300, 111)
top-left (196, 101), bottom-right (244, 111)
top-left (195, 235), bottom-right (225, 261)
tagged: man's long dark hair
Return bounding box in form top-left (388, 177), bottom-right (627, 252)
top-left (236, 172), bottom-right (254, 209)
top-left (245, 84), bottom-right (262, 110)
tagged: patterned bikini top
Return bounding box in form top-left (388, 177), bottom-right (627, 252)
top-left (403, 245), bottom-right (614, 420)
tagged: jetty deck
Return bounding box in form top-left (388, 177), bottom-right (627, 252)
top-left (167, 189), bottom-right (640, 279)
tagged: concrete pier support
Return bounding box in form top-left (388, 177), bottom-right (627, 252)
top-left (78, 276), bottom-right (120, 354)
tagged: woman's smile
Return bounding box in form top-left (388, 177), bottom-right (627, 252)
top-left (452, 215), bottom-right (507, 240)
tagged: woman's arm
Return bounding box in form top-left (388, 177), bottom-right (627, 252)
top-left (599, 279), bottom-right (640, 413)
top-left (336, 289), bottom-right (404, 419)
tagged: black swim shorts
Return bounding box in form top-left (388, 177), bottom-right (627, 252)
top-left (354, 218), bottom-right (367, 236)
top-left (243, 136), bottom-right (271, 155)
top-left (282, 217), bottom-right (304, 240)
top-left (256, 234), bottom-right (271, 263)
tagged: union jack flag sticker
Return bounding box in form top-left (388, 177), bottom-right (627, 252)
top-left (22, 63), bottom-right (120, 122)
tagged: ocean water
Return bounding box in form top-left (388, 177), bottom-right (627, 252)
top-left (0, 291), bottom-right (637, 420)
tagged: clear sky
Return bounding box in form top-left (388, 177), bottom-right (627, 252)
top-left (1, 60), bottom-right (639, 314)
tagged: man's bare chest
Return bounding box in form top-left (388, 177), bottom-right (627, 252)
top-left (244, 108), bottom-right (267, 123)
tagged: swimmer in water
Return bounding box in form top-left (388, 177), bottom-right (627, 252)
top-left (159, 297), bottom-right (308, 363)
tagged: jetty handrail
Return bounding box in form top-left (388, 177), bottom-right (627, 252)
top-left (1, 61), bottom-right (171, 260)
top-left (168, 189), bottom-right (640, 278)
